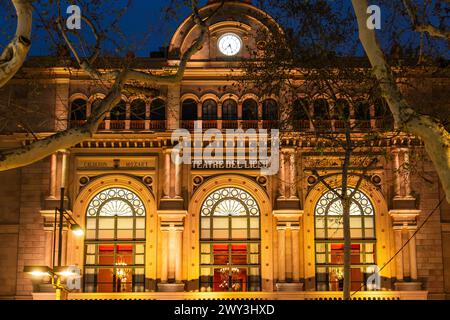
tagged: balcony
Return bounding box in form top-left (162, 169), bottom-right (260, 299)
top-left (109, 120), bottom-right (125, 130)
top-left (129, 120), bottom-right (146, 130)
top-left (70, 120), bottom-right (166, 132)
top-left (68, 119), bottom-right (393, 133)
top-left (149, 120), bottom-right (166, 131)
top-left (262, 120), bottom-right (279, 129)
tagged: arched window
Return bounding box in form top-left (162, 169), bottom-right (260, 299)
top-left (222, 99), bottom-right (238, 120)
top-left (374, 99), bottom-right (388, 119)
top-left (110, 100), bottom-right (127, 120)
top-left (91, 98), bottom-right (103, 113)
top-left (242, 99), bottom-right (258, 120)
top-left (130, 99), bottom-right (146, 121)
top-left (314, 188), bottom-right (376, 292)
top-left (313, 99), bottom-right (330, 119)
top-left (70, 99), bottom-right (87, 121)
top-left (334, 99), bottom-right (350, 120)
top-left (354, 101), bottom-right (371, 121)
top-left (182, 99), bottom-right (198, 120)
top-left (262, 99), bottom-right (278, 120)
top-left (202, 99), bottom-right (218, 120)
top-left (84, 188), bottom-right (146, 293)
top-left (374, 99), bottom-right (394, 130)
top-left (200, 187), bottom-right (261, 292)
top-left (150, 99), bottom-right (166, 120)
top-left (293, 99), bottom-right (310, 120)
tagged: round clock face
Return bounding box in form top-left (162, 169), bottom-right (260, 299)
top-left (218, 33), bottom-right (242, 56)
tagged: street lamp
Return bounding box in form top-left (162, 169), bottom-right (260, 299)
top-left (24, 187), bottom-right (84, 300)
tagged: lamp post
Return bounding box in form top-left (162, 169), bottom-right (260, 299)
top-left (24, 187), bottom-right (84, 300)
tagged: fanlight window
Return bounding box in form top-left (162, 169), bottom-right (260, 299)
top-left (201, 187), bottom-right (259, 218)
top-left (314, 188), bottom-right (377, 292)
top-left (200, 187), bottom-right (261, 292)
top-left (84, 187), bottom-right (146, 293)
top-left (87, 188), bottom-right (145, 217)
top-left (315, 188), bottom-right (374, 217)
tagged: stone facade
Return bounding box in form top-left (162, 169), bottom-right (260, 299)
top-left (0, 0), bottom-right (449, 300)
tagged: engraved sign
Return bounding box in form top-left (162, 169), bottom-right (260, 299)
top-left (77, 156), bottom-right (156, 171)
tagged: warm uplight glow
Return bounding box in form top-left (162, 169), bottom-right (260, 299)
top-left (55, 269), bottom-right (76, 277)
top-left (71, 224), bottom-right (84, 237)
top-left (24, 266), bottom-right (52, 277)
top-left (29, 271), bottom-right (50, 277)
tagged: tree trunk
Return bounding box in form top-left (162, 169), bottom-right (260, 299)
top-left (342, 196), bottom-right (352, 300)
top-left (352, 0), bottom-right (450, 203)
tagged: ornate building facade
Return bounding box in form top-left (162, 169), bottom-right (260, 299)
top-left (0, 0), bottom-right (449, 300)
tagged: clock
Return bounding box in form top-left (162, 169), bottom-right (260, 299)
top-left (218, 33), bottom-right (242, 56)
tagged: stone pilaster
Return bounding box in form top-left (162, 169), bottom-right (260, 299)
top-left (273, 210), bottom-right (304, 292)
top-left (167, 85), bottom-right (181, 130)
top-left (157, 210), bottom-right (187, 292)
top-left (389, 209), bottom-right (422, 290)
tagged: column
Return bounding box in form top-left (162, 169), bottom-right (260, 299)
top-left (49, 153), bottom-right (57, 198)
top-left (173, 149), bottom-right (182, 199)
top-left (258, 101), bottom-right (263, 129)
top-left (160, 230), bottom-right (169, 283)
top-left (197, 102), bottom-right (202, 120)
top-left (125, 102), bottom-right (131, 130)
top-left (175, 228), bottom-right (183, 283)
top-left (168, 227), bottom-right (176, 280)
top-left (291, 227), bottom-right (300, 282)
top-left (408, 229), bottom-right (418, 281)
top-left (285, 227), bottom-right (293, 280)
top-left (289, 151), bottom-right (297, 199)
top-left (167, 85), bottom-right (180, 130)
top-left (163, 150), bottom-right (171, 198)
top-left (278, 151), bottom-right (286, 199)
top-left (403, 150), bottom-right (412, 197)
top-left (277, 227), bottom-right (286, 282)
top-left (217, 102), bottom-right (222, 130)
top-left (394, 228), bottom-right (404, 281)
top-left (393, 149), bottom-right (402, 197)
top-left (145, 101), bottom-right (150, 130)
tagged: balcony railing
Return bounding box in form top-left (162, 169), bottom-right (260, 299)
top-left (242, 120), bottom-right (259, 130)
top-left (68, 119), bottom-right (394, 132)
top-left (262, 120), bottom-right (279, 129)
top-left (202, 120), bottom-right (218, 130)
top-left (110, 120), bottom-right (126, 130)
top-left (70, 120), bottom-right (105, 130)
top-left (149, 120), bottom-right (166, 131)
top-left (376, 118), bottom-right (394, 130)
top-left (129, 120), bottom-right (146, 130)
top-left (222, 120), bottom-right (239, 129)
top-left (30, 290), bottom-right (428, 301)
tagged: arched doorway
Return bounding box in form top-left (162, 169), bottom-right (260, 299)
top-left (302, 178), bottom-right (393, 291)
top-left (199, 187), bottom-right (261, 292)
top-left (84, 187), bottom-right (146, 293)
top-left (314, 188), bottom-right (376, 291)
top-left (187, 175), bottom-right (273, 292)
top-left (70, 175), bottom-right (157, 293)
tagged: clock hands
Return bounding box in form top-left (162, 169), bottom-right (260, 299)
top-left (219, 34), bottom-right (241, 56)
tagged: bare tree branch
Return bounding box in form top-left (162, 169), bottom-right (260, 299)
top-left (402, 0), bottom-right (450, 40)
top-left (0, 0), bottom-right (32, 88)
top-left (352, 0), bottom-right (450, 202)
top-left (0, 0), bottom-right (226, 171)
